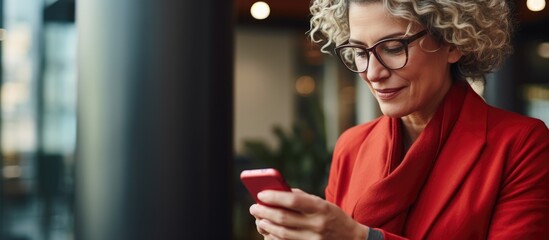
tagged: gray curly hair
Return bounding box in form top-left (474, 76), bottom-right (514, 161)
top-left (309, 0), bottom-right (513, 80)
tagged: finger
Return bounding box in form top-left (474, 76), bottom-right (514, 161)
top-left (256, 218), bottom-right (281, 240)
top-left (265, 235), bottom-right (280, 240)
top-left (251, 204), bottom-right (273, 236)
top-left (250, 203), bottom-right (313, 229)
top-left (258, 219), bottom-right (308, 240)
top-left (250, 204), bottom-right (261, 218)
top-left (256, 218), bottom-right (269, 235)
top-left (258, 190), bottom-right (324, 214)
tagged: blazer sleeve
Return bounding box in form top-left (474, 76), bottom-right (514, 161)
top-left (373, 229), bottom-right (409, 240)
top-left (487, 120), bottom-right (549, 239)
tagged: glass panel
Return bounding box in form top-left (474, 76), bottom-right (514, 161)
top-left (2, 0), bottom-right (41, 238)
top-left (2, 0), bottom-right (76, 239)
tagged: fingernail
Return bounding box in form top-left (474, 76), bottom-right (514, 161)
top-left (257, 192), bottom-right (266, 200)
top-left (249, 204), bottom-right (256, 214)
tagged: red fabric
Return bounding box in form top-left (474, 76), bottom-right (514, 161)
top-left (326, 81), bottom-right (549, 239)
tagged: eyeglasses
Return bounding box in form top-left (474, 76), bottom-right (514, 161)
top-left (334, 30), bottom-right (427, 73)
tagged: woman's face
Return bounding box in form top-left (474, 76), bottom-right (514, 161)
top-left (348, 2), bottom-right (462, 119)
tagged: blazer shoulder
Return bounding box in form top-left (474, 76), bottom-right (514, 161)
top-left (486, 106), bottom-right (549, 152)
top-left (487, 106), bottom-right (548, 134)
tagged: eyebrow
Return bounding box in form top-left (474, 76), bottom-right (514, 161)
top-left (349, 32), bottom-right (407, 46)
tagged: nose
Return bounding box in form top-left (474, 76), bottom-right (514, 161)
top-left (363, 54), bottom-right (390, 82)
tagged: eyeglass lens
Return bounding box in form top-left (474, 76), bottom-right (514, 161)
top-left (338, 40), bottom-right (408, 72)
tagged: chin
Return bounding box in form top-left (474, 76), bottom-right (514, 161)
top-left (379, 105), bottom-right (409, 118)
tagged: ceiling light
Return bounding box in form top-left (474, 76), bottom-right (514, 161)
top-left (527, 0), bottom-right (546, 12)
top-left (250, 1), bottom-right (270, 20)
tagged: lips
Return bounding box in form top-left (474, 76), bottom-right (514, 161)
top-left (374, 87), bottom-right (405, 100)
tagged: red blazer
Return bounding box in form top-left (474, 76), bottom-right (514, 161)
top-left (326, 83), bottom-right (549, 239)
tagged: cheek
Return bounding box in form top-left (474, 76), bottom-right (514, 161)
top-left (406, 52), bottom-right (448, 80)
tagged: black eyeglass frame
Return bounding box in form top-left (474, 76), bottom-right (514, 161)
top-left (334, 30), bottom-right (428, 73)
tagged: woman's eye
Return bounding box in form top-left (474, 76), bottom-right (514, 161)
top-left (379, 42), bottom-right (405, 55)
top-left (355, 50), bottom-right (368, 58)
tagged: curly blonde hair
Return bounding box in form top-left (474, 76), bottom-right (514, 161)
top-left (309, 0), bottom-right (513, 80)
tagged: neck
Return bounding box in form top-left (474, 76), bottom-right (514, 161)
top-left (401, 116), bottom-right (428, 149)
top-left (401, 81), bottom-right (453, 146)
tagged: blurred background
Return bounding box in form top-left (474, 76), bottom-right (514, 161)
top-left (0, 0), bottom-right (547, 239)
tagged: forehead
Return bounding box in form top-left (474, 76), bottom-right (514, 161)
top-left (348, 2), bottom-right (411, 44)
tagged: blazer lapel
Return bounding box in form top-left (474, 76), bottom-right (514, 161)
top-left (405, 88), bottom-right (488, 239)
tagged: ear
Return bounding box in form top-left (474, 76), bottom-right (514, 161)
top-left (447, 45), bottom-right (463, 64)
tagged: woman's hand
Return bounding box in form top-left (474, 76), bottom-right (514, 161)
top-left (249, 189), bottom-right (368, 240)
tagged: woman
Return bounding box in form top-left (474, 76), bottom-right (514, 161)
top-left (249, 0), bottom-right (549, 239)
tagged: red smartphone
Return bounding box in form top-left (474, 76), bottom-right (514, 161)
top-left (240, 168), bottom-right (291, 206)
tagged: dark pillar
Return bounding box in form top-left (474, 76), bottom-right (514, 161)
top-left (485, 57), bottom-right (518, 112)
top-left (484, 1), bottom-right (520, 113)
top-left (76, 1), bottom-right (234, 239)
